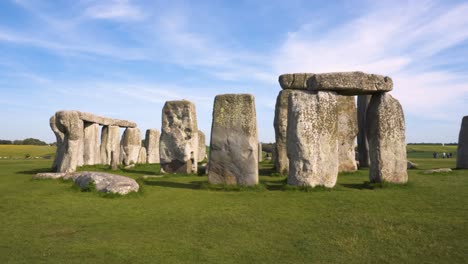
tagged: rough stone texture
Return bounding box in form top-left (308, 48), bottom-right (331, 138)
top-left (83, 122), bottom-right (100, 165)
top-left (78, 111), bottom-right (136, 128)
top-left (208, 94), bottom-right (259, 186)
top-left (258, 143), bottom-right (263, 162)
top-left (160, 100), bottom-right (199, 174)
top-left (367, 93), bottom-right (408, 183)
top-left (144, 129), bottom-right (160, 164)
top-left (100, 125), bottom-right (121, 165)
top-left (50, 115), bottom-right (65, 171)
top-left (287, 91), bottom-right (339, 188)
top-left (308, 71), bottom-right (393, 95)
top-left (273, 89), bottom-right (293, 175)
top-left (456, 116), bottom-right (468, 169)
top-left (73, 172), bottom-right (139, 195)
top-left (121, 128), bottom-right (141, 166)
top-left (110, 151), bottom-right (119, 170)
top-left (33, 172), bottom-right (70, 180)
top-left (54, 111), bottom-right (84, 173)
top-left (278, 73), bottom-right (314, 90)
top-left (198, 131), bottom-right (206, 162)
top-left (337, 96), bottom-right (358, 172)
top-left (138, 147), bottom-right (147, 164)
top-left (357, 95), bottom-right (372, 167)
top-left (424, 168), bottom-right (452, 174)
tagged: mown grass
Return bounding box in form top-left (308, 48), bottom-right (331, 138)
top-left (0, 145), bottom-right (467, 263)
top-left (0, 145), bottom-right (56, 159)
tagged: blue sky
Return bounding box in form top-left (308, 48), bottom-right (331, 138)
top-left (0, 0), bottom-right (467, 143)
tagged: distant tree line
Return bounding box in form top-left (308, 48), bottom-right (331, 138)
top-left (0, 138), bottom-right (48, 145)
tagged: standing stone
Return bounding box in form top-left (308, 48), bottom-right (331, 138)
top-left (456, 116), bottom-right (468, 169)
top-left (110, 151), bottom-right (118, 170)
top-left (273, 89), bottom-right (293, 175)
top-left (83, 122), bottom-right (100, 165)
top-left (337, 96), bottom-right (358, 172)
top-left (160, 100), bottom-right (199, 174)
top-left (121, 128), bottom-right (141, 166)
top-left (55, 111), bottom-right (84, 173)
top-left (367, 93), bottom-right (407, 183)
top-left (287, 91), bottom-right (339, 188)
top-left (357, 95), bottom-right (371, 167)
top-left (145, 129), bottom-right (160, 164)
top-left (208, 94), bottom-right (258, 185)
top-left (100, 125), bottom-right (121, 165)
top-left (198, 131), bottom-right (206, 162)
top-left (258, 143), bottom-right (263, 162)
top-left (50, 115), bottom-right (65, 171)
top-left (138, 147), bottom-right (147, 164)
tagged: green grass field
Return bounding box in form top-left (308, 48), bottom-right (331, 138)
top-left (0, 145), bottom-right (467, 263)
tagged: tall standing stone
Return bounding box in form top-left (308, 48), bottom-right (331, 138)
top-left (273, 89), bottom-right (293, 175)
top-left (198, 131), bottom-right (206, 162)
top-left (357, 95), bottom-right (371, 167)
top-left (160, 100), bottom-right (199, 174)
top-left (456, 116), bottom-right (468, 169)
top-left (83, 122), bottom-right (100, 165)
top-left (367, 93), bottom-right (407, 183)
top-left (100, 125), bottom-right (121, 165)
top-left (145, 129), bottom-right (160, 164)
top-left (55, 111), bottom-right (84, 173)
top-left (337, 96), bottom-right (358, 172)
top-left (50, 115), bottom-right (65, 171)
top-left (258, 143), bottom-right (263, 162)
top-left (208, 94), bottom-right (258, 186)
top-left (121, 128), bottom-right (141, 166)
top-left (138, 147), bottom-right (147, 164)
top-left (287, 91), bottom-right (339, 187)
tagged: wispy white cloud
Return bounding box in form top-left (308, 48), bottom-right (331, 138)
top-left (84, 0), bottom-right (145, 21)
top-left (273, 1), bottom-right (468, 124)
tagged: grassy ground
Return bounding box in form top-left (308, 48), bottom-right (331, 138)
top-left (0, 145), bottom-right (467, 263)
top-left (0, 145), bottom-right (55, 159)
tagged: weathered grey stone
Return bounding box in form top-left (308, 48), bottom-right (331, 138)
top-left (110, 151), bottom-right (118, 170)
top-left (144, 129), bottom-right (160, 164)
top-left (357, 95), bottom-right (371, 167)
top-left (407, 160), bottom-right (417, 169)
top-left (308, 71), bottom-right (393, 95)
top-left (121, 128), bottom-right (141, 166)
top-left (54, 111), bottom-right (84, 173)
top-left (258, 143), bottom-right (263, 162)
top-left (100, 125), bottom-right (121, 165)
top-left (273, 89), bottom-right (293, 175)
top-left (83, 122), bottom-right (100, 165)
top-left (456, 116), bottom-right (468, 169)
top-left (33, 172), bottom-right (68, 180)
top-left (73, 172), bottom-right (139, 195)
top-left (208, 94), bottom-right (259, 186)
top-left (278, 73), bottom-right (314, 90)
top-left (138, 147), bottom-right (147, 164)
top-left (198, 131), bottom-right (206, 162)
top-left (160, 100), bottom-right (198, 174)
top-left (287, 91), bottom-right (339, 187)
top-left (50, 115), bottom-right (65, 171)
top-left (424, 168), bottom-right (452, 174)
top-left (367, 93), bottom-right (407, 183)
top-left (337, 95), bottom-right (358, 172)
top-left (78, 111), bottom-right (136, 128)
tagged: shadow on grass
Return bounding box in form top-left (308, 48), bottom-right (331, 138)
top-left (16, 167), bottom-right (52, 175)
top-left (341, 181), bottom-right (411, 190)
top-left (143, 180), bottom-right (203, 190)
